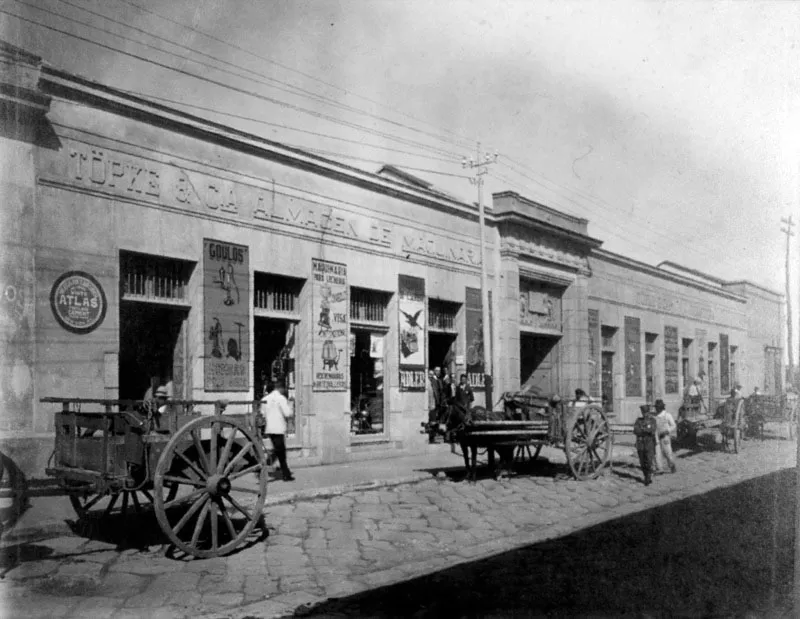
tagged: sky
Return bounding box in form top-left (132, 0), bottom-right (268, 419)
top-left (2, 0), bottom-right (799, 358)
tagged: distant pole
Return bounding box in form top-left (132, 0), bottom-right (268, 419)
top-left (781, 216), bottom-right (795, 385)
top-left (463, 144), bottom-right (499, 410)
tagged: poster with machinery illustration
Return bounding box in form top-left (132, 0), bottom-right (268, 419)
top-left (312, 258), bottom-right (348, 391)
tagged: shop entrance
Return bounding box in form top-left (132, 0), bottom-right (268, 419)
top-left (520, 333), bottom-right (560, 395)
top-left (428, 332), bottom-right (457, 377)
top-left (350, 329), bottom-right (385, 435)
top-left (254, 318), bottom-right (295, 399)
top-left (119, 302), bottom-right (188, 400)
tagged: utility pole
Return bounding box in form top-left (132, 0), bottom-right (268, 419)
top-left (463, 144), bottom-right (499, 410)
top-left (782, 216), bottom-right (795, 386)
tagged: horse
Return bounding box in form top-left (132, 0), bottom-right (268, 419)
top-left (441, 402), bottom-right (515, 482)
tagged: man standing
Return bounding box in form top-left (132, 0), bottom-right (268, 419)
top-left (653, 399), bottom-right (677, 473)
top-left (455, 373), bottom-right (474, 409)
top-left (262, 380), bottom-right (295, 481)
top-left (633, 404), bottom-right (657, 485)
top-left (428, 367), bottom-right (443, 443)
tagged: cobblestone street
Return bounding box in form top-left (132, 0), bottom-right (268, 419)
top-left (2, 436), bottom-right (796, 618)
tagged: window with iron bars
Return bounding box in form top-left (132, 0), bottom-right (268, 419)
top-left (428, 298), bottom-right (459, 331)
top-left (254, 273), bottom-right (303, 314)
top-left (121, 251), bottom-right (192, 303)
top-left (350, 287), bottom-right (390, 323)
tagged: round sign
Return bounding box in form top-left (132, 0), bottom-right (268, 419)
top-left (50, 271), bottom-right (107, 334)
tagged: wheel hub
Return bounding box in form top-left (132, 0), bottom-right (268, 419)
top-left (206, 474), bottom-right (231, 497)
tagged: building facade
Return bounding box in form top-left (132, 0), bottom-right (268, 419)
top-left (0, 43), bottom-right (784, 477)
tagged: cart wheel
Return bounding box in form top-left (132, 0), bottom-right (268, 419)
top-left (67, 482), bottom-right (167, 521)
top-left (0, 452), bottom-right (27, 536)
top-left (153, 415), bottom-right (268, 559)
top-left (514, 444), bottom-right (543, 463)
top-left (565, 405), bottom-right (612, 481)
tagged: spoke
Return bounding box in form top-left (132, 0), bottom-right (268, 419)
top-left (175, 449), bottom-right (207, 481)
top-left (210, 421), bottom-right (219, 474)
top-left (210, 500), bottom-right (219, 551)
top-left (162, 474), bottom-right (206, 488)
top-left (81, 493), bottom-right (105, 513)
top-left (191, 500), bottom-right (211, 547)
top-left (224, 494), bottom-right (254, 521)
top-left (228, 462), bottom-right (262, 482)
top-left (191, 429), bottom-right (211, 476)
top-left (163, 486), bottom-right (206, 510)
top-left (173, 494), bottom-right (209, 536)
top-left (217, 427), bottom-right (239, 474)
top-left (220, 503), bottom-right (238, 540)
top-left (120, 490), bottom-right (129, 518)
top-left (131, 490), bottom-right (142, 513)
top-left (223, 443), bottom-right (254, 477)
top-left (141, 489), bottom-right (154, 503)
top-left (228, 485), bottom-right (262, 495)
top-left (102, 493), bottom-right (119, 518)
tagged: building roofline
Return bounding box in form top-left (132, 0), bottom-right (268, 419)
top-left (497, 211), bottom-right (603, 249)
top-left (492, 190), bottom-right (589, 226)
top-left (37, 64), bottom-right (483, 221)
top-left (594, 249), bottom-right (748, 302)
top-left (658, 261), bottom-right (782, 298)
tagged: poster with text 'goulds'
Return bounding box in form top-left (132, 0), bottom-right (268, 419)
top-left (312, 258), bottom-right (348, 391)
top-left (204, 239), bottom-right (249, 391)
top-left (399, 275), bottom-right (426, 391)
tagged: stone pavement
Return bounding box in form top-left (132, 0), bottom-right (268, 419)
top-left (1, 435), bottom-right (796, 619)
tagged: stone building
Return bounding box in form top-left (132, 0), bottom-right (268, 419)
top-left (0, 42), bottom-right (784, 477)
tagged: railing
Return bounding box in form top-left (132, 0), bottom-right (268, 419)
top-left (122, 262), bottom-right (189, 302)
top-left (428, 299), bottom-right (458, 331)
top-left (254, 287), bottom-right (297, 313)
top-left (350, 288), bottom-right (387, 323)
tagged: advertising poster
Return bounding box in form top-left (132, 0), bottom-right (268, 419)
top-left (719, 333), bottom-right (730, 394)
top-left (588, 309), bottom-right (600, 397)
top-left (312, 258), bottom-right (348, 391)
top-left (465, 287), bottom-right (485, 390)
top-left (664, 326), bottom-right (679, 394)
top-left (398, 275), bottom-right (426, 391)
top-left (624, 316), bottom-right (641, 397)
top-left (204, 239), bottom-right (250, 391)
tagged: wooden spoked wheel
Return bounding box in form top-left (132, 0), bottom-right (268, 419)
top-left (153, 415), bottom-right (268, 559)
top-left (0, 452), bottom-right (27, 536)
top-left (564, 405), bottom-right (613, 480)
top-left (514, 444), bottom-right (543, 463)
top-left (67, 483), bottom-right (165, 521)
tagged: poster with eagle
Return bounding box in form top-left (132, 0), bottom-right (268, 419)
top-left (398, 275), bottom-right (426, 391)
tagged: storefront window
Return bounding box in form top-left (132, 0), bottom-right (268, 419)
top-left (350, 287), bottom-right (391, 435)
top-left (428, 298), bottom-right (460, 378)
top-left (254, 273), bottom-right (303, 436)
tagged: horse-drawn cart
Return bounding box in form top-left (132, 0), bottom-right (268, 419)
top-left (745, 394), bottom-right (797, 441)
top-left (430, 391), bottom-right (613, 481)
top-left (44, 397), bottom-right (268, 558)
top-left (677, 396), bottom-right (746, 453)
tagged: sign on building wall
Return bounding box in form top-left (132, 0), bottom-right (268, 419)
top-left (312, 258), bottom-right (348, 391)
top-left (204, 240), bottom-right (249, 391)
top-left (519, 280), bottom-right (562, 332)
top-left (588, 309), bottom-right (600, 397)
top-left (624, 316), bottom-right (642, 397)
top-left (465, 287), bottom-right (486, 390)
top-left (719, 333), bottom-right (730, 394)
top-left (398, 275), bottom-right (426, 391)
top-left (50, 271), bottom-right (107, 335)
top-left (664, 326), bottom-right (679, 394)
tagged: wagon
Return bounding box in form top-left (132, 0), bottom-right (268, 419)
top-left (43, 397), bottom-right (268, 558)
top-left (457, 391), bottom-right (614, 481)
top-left (745, 394), bottom-right (797, 441)
top-left (677, 396), bottom-right (746, 453)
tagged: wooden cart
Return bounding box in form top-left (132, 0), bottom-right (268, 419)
top-left (461, 392), bottom-right (614, 481)
top-left (44, 397), bottom-right (268, 558)
top-left (677, 396), bottom-right (746, 453)
top-left (745, 394), bottom-right (797, 441)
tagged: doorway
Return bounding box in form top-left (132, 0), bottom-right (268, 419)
top-left (254, 318), bottom-right (296, 433)
top-left (119, 302), bottom-right (188, 400)
top-left (601, 352), bottom-right (614, 412)
top-left (708, 342), bottom-right (717, 405)
top-left (428, 332), bottom-right (457, 378)
top-left (350, 329), bottom-right (385, 435)
top-left (520, 333), bottom-right (560, 395)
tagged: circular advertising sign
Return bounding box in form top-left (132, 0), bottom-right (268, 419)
top-left (50, 271), bottom-right (107, 334)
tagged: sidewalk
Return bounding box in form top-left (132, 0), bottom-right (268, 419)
top-left (1, 443), bottom-right (463, 544)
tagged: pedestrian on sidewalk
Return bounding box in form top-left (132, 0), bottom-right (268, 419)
top-left (455, 373), bottom-right (474, 409)
top-left (262, 379), bottom-right (295, 481)
top-left (654, 399), bottom-right (677, 473)
top-left (428, 367), bottom-right (443, 443)
top-left (633, 404), bottom-right (657, 485)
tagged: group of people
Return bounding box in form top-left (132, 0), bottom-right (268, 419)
top-left (427, 366), bottom-right (475, 443)
top-left (634, 399), bottom-right (678, 486)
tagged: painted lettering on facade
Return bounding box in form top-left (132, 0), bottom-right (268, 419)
top-left (401, 234), bottom-right (480, 266)
top-left (634, 290), bottom-right (716, 322)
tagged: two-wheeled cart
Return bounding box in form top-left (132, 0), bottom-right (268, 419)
top-left (677, 396), bottom-right (746, 453)
top-left (43, 397), bottom-right (268, 558)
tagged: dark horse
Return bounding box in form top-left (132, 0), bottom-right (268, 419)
top-left (442, 403), bottom-right (515, 482)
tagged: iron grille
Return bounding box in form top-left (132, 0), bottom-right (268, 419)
top-left (121, 252), bottom-right (191, 302)
top-left (254, 273), bottom-right (303, 314)
top-left (350, 287), bottom-right (389, 323)
top-left (428, 298), bottom-right (459, 331)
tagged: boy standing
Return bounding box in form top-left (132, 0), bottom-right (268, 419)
top-left (262, 380), bottom-right (295, 481)
top-left (654, 399), bottom-right (677, 473)
top-left (633, 404), bottom-right (657, 485)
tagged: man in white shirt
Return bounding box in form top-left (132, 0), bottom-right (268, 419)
top-left (653, 399), bottom-right (677, 473)
top-left (262, 380), bottom-right (295, 481)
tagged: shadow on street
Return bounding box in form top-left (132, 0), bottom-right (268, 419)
top-left (295, 469), bottom-right (796, 618)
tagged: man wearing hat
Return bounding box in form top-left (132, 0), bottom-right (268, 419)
top-left (633, 404), bottom-right (657, 485)
top-left (654, 399), bottom-right (677, 473)
top-left (154, 386), bottom-right (170, 414)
